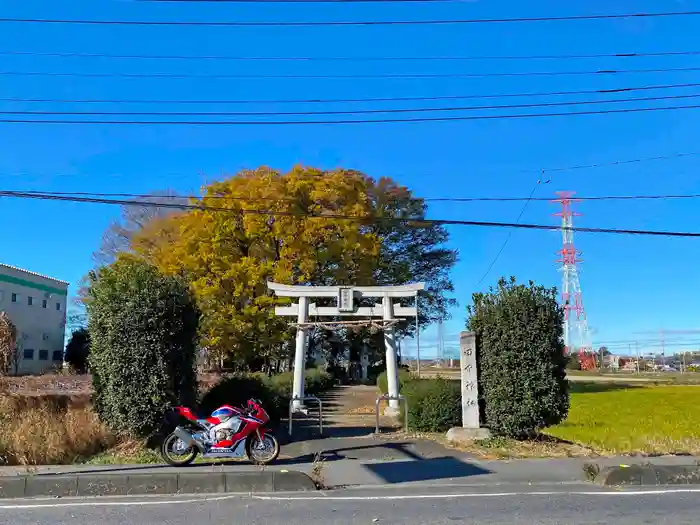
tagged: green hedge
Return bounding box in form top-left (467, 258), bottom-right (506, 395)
top-left (200, 368), bottom-right (333, 422)
top-left (468, 277), bottom-right (569, 439)
top-left (402, 378), bottom-right (461, 432)
top-left (87, 258), bottom-right (199, 439)
top-left (376, 369), bottom-right (412, 395)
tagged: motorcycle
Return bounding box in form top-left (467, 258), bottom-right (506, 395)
top-left (161, 398), bottom-right (280, 466)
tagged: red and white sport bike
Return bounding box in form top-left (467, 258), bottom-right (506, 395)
top-left (161, 398), bottom-right (280, 466)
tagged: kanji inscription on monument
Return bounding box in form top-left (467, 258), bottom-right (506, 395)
top-left (459, 331), bottom-right (480, 428)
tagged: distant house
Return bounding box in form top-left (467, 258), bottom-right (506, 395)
top-left (0, 264), bottom-right (68, 374)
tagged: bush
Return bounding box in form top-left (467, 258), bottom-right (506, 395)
top-left (376, 369), bottom-right (412, 395)
top-left (403, 377), bottom-right (461, 432)
top-left (65, 328), bottom-right (90, 374)
top-left (467, 277), bottom-right (569, 439)
top-left (200, 368), bottom-right (334, 423)
top-left (86, 257), bottom-right (199, 439)
top-left (200, 375), bottom-right (286, 421)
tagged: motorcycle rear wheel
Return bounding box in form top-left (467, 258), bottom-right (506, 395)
top-left (246, 432), bottom-right (280, 465)
top-left (161, 431), bottom-right (199, 466)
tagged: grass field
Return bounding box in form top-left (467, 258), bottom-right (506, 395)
top-left (547, 383), bottom-right (700, 455)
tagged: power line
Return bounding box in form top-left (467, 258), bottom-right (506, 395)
top-left (4, 102), bottom-right (700, 124)
top-left (7, 65), bottom-right (700, 79)
top-left (1, 11), bottom-right (699, 27)
top-left (474, 178), bottom-right (543, 287)
top-left (138, 0), bottom-right (470, 3)
top-left (5, 92), bottom-right (700, 117)
top-left (1, 189), bottom-right (699, 237)
top-left (2, 82), bottom-right (697, 105)
top-left (5, 49), bottom-right (700, 62)
top-left (543, 152), bottom-right (700, 173)
top-left (10, 188), bottom-right (700, 204)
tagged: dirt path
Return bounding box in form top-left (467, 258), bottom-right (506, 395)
top-left (315, 385), bottom-right (399, 432)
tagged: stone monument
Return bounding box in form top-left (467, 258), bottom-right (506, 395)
top-left (446, 331), bottom-right (491, 443)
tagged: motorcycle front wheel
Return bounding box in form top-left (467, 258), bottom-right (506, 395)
top-left (161, 431), bottom-right (199, 466)
top-left (246, 432), bottom-right (280, 465)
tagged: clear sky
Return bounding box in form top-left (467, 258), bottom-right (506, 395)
top-left (1, 0), bottom-right (699, 358)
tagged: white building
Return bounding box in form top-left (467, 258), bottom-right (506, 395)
top-left (0, 264), bottom-right (68, 374)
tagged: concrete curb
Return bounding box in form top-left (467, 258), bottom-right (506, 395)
top-left (595, 464), bottom-right (700, 486)
top-left (0, 471), bottom-right (317, 498)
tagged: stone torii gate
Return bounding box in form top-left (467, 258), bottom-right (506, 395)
top-left (267, 282), bottom-right (424, 415)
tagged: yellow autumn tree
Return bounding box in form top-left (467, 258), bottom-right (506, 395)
top-left (130, 166), bottom-right (381, 367)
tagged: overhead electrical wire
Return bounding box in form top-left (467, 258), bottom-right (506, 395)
top-left (474, 178), bottom-right (543, 287)
top-left (4, 49), bottom-right (700, 62)
top-left (0, 190), bottom-right (698, 238)
top-left (1, 11), bottom-right (699, 27)
top-left (138, 0), bottom-right (474, 3)
top-left (538, 151), bottom-right (700, 173)
top-left (5, 102), bottom-right (700, 124)
top-left (2, 82), bottom-right (698, 105)
top-left (7, 65), bottom-right (700, 79)
top-left (9, 189), bottom-right (700, 204)
top-left (4, 92), bottom-right (700, 117)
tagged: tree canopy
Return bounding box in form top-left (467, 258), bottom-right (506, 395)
top-left (120, 166), bottom-right (456, 369)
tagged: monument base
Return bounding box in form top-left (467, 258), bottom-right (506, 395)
top-left (446, 426), bottom-right (491, 444)
top-left (383, 405), bottom-right (401, 418)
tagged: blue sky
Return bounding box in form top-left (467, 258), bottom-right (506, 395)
top-left (1, 0), bottom-right (699, 358)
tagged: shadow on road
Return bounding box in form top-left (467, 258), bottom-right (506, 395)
top-left (363, 456), bottom-right (491, 484)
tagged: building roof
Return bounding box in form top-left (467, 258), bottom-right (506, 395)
top-left (0, 264), bottom-right (70, 286)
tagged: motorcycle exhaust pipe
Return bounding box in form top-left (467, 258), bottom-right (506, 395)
top-left (173, 426), bottom-right (205, 453)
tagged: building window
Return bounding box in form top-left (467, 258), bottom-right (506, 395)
top-left (27, 296), bottom-right (33, 306)
top-left (11, 293), bottom-right (17, 303)
top-left (38, 350), bottom-right (49, 361)
top-left (42, 299), bottom-right (47, 309)
top-left (56, 302), bottom-right (61, 311)
top-left (23, 348), bottom-right (34, 360)
top-left (52, 350), bottom-right (63, 361)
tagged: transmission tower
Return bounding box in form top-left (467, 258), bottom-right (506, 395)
top-left (552, 191), bottom-right (592, 360)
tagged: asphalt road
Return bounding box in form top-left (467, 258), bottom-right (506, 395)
top-left (2, 486), bottom-right (700, 524)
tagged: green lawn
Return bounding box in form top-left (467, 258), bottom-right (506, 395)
top-left (547, 383), bottom-right (700, 455)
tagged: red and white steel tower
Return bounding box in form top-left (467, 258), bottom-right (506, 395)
top-left (552, 191), bottom-right (592, 356)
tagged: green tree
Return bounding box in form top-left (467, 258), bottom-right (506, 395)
top-left (86, 256), bottom-right (199, 438)
top-left (118, 166), bottom-right (456, 372)
top-left (130, 167), bottom-right (380, 368)
top-left (467, 277), bottom-right (569, 439)
top-left (65, 328), bottom-right (90, 374)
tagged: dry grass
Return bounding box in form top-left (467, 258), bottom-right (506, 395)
top-left (0, 394), bottom-right (117, 465)
top-left (0, 372), bottom-right (224, 466)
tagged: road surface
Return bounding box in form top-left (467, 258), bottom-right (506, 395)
top-left (2, 485), bottom-right (699, 524)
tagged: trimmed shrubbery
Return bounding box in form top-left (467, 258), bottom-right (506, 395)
top-left (375, 370), bottom-right (461, 432)
top-left (468, 277), bottom-right (569, 439)
top-left (86, 257), bottom-right (199, 439)
top-left (402, 377), bottom-right (461, 432)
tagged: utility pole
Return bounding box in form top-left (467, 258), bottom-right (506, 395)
top-left (635, 341), bottom-right (640, 374)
